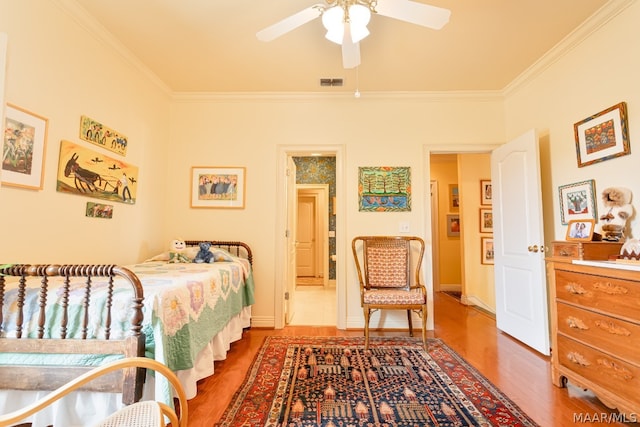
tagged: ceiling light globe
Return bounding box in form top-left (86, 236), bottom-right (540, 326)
top-left (348, 5), bottom-right (371, 43)
top-left (322, 6), bottom-right (345, 44)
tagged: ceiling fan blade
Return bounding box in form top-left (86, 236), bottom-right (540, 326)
top-left (256, 5), bottom-right (323, 42)
top-left (375, 0), bottom-right (451, 30)
top-left (342, 25), bottom-right (361, 69)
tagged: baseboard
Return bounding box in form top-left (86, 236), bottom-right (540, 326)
top-left (439, 283), bottom-right (462, 292)
top-left (463, 295), bottom-right (496, 316)
top-left (250, 315), bottom-right (276, 328)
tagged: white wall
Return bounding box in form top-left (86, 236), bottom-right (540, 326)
top-left (505, 0), bottom-right (640, 245)
top-left (0, 1), bottom-right (171, 264)
top-left (167, 95), bottom-right (505, 327)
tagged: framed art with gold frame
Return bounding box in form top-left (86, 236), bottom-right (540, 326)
top-left (565, 219), bottom-right (596, 241)
top-left (574, 102), bottom-right (630, 168)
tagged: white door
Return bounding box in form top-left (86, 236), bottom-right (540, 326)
top-left (491, 129), bottom-right (550, 355)
top-left (296, 195), bottom-right (316, 277)
top-left (285, 157), bottom-right (297, 324)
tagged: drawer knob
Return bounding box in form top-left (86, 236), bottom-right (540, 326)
top-left (593, 281), bottom-right (629, 295)
top-left (565, 282), bottom-right (591, 296)
top-left (566, 316), bottom-right (589, 330)
top-left (597, 358), bottom-right (633, 381)
top-left (559, 249), bottom-right (569, 256)
top-left (595, 320), bottom-right (631, 336)
top-left (567, 351), bottom-right (590, 367)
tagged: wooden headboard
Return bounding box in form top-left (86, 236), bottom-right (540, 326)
top-left (184, 240), bottom-right (253, 266)
top-left (0, 264), bottom-right (146, 405)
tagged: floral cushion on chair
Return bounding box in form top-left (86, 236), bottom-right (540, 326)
top-left (366, 246), bottom-right (408, 288)
top-left (363, 288), bottom-right (425, 305)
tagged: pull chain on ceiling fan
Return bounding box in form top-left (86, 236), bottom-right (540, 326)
top-left (256, 0), bottom-right (451, 69)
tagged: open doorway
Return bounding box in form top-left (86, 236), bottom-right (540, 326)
top-left (296, 185), bottom-right (329, 288)
top-left (427, 148), bottom-right (496, 316)
top-left (274, 149), bottom-right (345, 329)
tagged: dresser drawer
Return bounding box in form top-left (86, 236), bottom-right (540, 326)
top-left (556, 302), bottom-right (640, 365)
top-left (550, 241), bottom-right (623, 260)
top-left (555, 270), bottom-right (640, 322)
top-left (557, 335), bottom-right (640, 408)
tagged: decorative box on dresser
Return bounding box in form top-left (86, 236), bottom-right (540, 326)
top-left (546, 240), bottom-right (639, 416)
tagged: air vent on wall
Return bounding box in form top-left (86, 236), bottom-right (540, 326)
top-left (320, 78), bottom-right (343, 87)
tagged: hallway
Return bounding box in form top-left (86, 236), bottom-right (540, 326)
top-left (288, 284), bottom-right (336, 326)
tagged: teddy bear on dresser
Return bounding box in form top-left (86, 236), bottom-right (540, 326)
top-left (599, 187), bottom-right (634, 242)
top-left (193, 242), bottom-right (214, 263)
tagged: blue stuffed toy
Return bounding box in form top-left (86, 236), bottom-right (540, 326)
top-left (193, 242), bottom-right (214, 263)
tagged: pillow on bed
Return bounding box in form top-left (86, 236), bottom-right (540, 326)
top-left (211, 248), bottom-right (235, 262)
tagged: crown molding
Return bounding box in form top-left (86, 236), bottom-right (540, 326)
top-left (503, 0), bottom-right (635, 97)
top-left (170, 90), bottom-right (504, 103)
top-left (52, 0), bottom-right (172, 96)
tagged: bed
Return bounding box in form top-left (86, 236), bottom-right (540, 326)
top-left (0, 240), bottom-right (255, 427)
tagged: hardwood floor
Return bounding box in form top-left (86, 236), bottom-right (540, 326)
top-left (187, 292), bottom-right (636, 426)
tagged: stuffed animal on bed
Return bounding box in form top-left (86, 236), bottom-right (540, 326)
top-left (168, 238), bottom-right (192, 263)
top-left (193, 242), bottom-right (214, 263)
top-left (599, 187), bottom-right (634, 242)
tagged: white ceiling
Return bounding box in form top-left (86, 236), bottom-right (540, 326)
top-left (70, 0), bottom-right (610, 93)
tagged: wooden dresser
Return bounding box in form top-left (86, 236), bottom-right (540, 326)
top-left (546, 241), bottom-right (640, 415)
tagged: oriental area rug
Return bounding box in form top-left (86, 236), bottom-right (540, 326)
top-left (216, 336), bottom-right (539, 427)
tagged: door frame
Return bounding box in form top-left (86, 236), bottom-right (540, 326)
top-left (297, 184), bottom-right (330, 287)
top-left (424, 144), bottom-right (499, 330)
top-left (275, 145), bottom-right (345, 329)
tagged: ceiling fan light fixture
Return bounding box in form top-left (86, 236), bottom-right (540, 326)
top-left (322, 4), bottom-right (371, 45)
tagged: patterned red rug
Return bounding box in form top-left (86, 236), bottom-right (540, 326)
top-left (217, 336), bottom-right (538, 426)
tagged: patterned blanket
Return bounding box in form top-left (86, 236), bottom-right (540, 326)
top-left (0, 260), bottom-right (255, 372)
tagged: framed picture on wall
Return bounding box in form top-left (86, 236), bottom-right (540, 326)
top-left (2, 104), bottom-right (49, 190)
top-left (574, 102), bottom-right (630, 168)
top-left (480, 179), bottom-right (492, 205)
top-left (479, 208), bottom-right (493, 233)
top-left (446, 214), bottom-right (460, 237)
top-left (558, 179), bottom-right (597, 225)
top-left (191, 166), bottom-right (246, 208)
top-left (449, 184), bottom-right (459, 211)
top-left (481, 237), bottom-right (495, 265)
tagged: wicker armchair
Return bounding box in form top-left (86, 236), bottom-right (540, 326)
top-left (0, 357), bottom-right (187, 427)
top-left (352, 236), bottom-right (427, 350)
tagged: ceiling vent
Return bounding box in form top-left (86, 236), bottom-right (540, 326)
top-left (320, 78), bottom-right (343, 87)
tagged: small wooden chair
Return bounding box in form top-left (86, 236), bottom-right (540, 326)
top-left (0, 357), bottom-right (188, 427)
top-left (352, 236), bottom-right (427, 350)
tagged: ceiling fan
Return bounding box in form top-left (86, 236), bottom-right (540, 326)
top-left (256, 0), bottom-right (451, 69)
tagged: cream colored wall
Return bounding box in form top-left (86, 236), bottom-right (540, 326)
top-left (167, 96), bottom-right (506, 327)
top-left (0, 2), bottom-right (170, 264)
top-left (429, 155), bottom-right (461, 287)
top-left (458, 153), bottom-right (495, 311)
top-left (504, 1), bottom-right (640, 246)
top-left (4, 1), bottom-right (637, 330)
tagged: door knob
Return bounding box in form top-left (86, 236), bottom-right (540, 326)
top-left (528, 245), bottom-right (539, 253)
